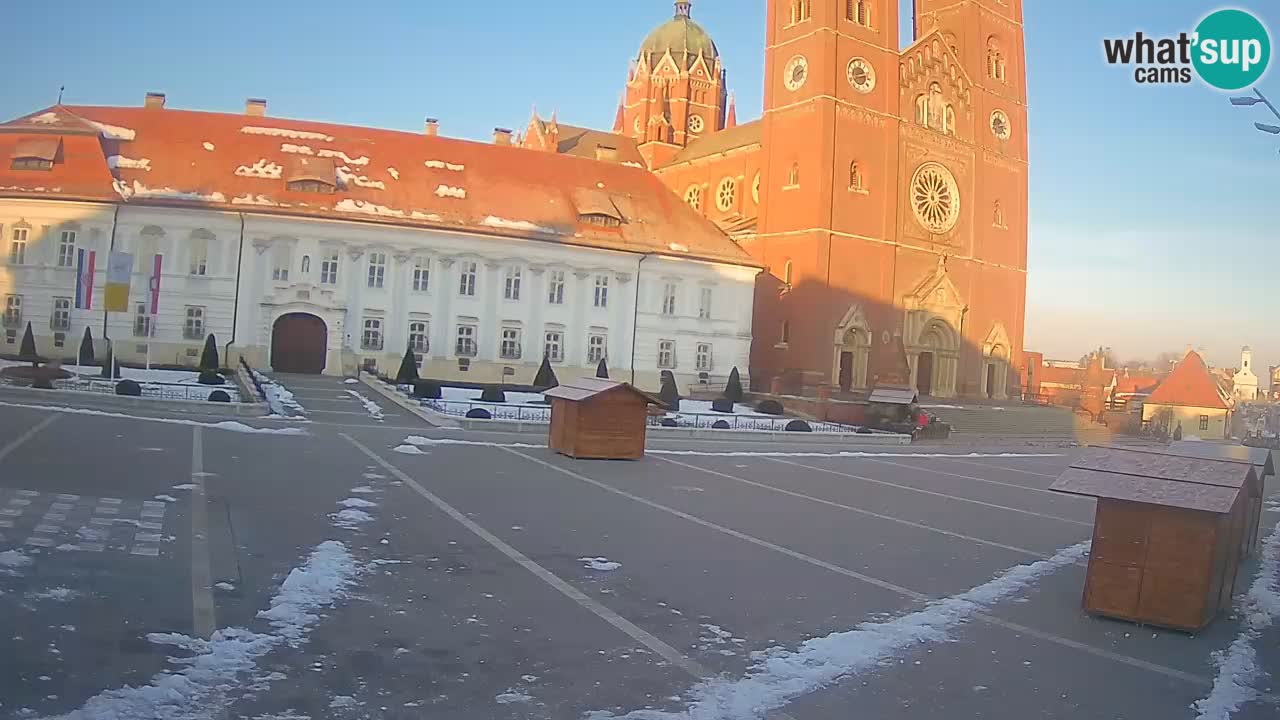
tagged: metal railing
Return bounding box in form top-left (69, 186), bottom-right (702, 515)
top-left (647, 412), bottom-right (860, 433)
top-left (422, 399), bottom-right (552, 422)
top-left (33, 375), bottom-right (244, 402)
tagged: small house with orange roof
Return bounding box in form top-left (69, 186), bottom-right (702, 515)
top-left (1142, 351), bottom-right (1234, 440)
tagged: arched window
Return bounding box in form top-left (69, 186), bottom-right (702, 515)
top-left (993, 200), bottom-right (1005, 228)
top-left (915, 94), bottom-right (929, 126)
top-left (787, 163), bottom-right (800, 187)
top-left (942, 105), bottom-right (956, 136)
top-left (849, 161), bottom-right (864, 191)
top-left (855, 0), bottom-right (869, 26)
top-left (790, 0), bottom-right (810, 24)
top-left (987, 37), bottom-right (1006, 82)
top-left (783, 260), bottom-right (794, 287)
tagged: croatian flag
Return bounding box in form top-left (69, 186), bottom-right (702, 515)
top-left (74, 248), bottom-right (96, 310)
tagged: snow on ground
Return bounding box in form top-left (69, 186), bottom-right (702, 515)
top-left (0, 401), bottom-right (307, 435)
top-left (0, 549), bottom-right (33, 575)
top-left (495, 691), bottom-right (534, 704)
top-left (345, 390), bottom-right (384, 421)
top-left (343, 378), bottom-right (360, 384)
top-left (332, 508), bottom-right (374, 530)
top-left (27, 587), bottom-right (79, 602)
top-left (252, 370), bottom-right (306, 417)
top-left (398, 435), bottom-right (1057, 457)
top-left (154, 494), bottom-right (179, 502)
top-left (1192, 518), bottom-right (1280, 719)
top-left (579, 557), bottom-right (622, 572)
top-left (590, 541), bottom-right (1090, 720)
top-left (349, 485), bottom-right (376, 494)
top-left (393, 444), bottom-right (426, 455)
top-left (258, 541), bottom-right (359, 645)
top-left (339, 498), bottom-right (377, 509)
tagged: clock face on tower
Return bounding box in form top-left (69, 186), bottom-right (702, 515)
top-left (783, 55), bottom-right (808, 91)
top-left (846, 58), bottom-right (875, 93)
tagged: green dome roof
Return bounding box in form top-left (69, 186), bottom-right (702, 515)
top-left (639, 4), bottom-right (718, 69)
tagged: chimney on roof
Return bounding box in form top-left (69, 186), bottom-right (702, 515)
top-left (144, 92), bottom-right (166, 110)
top-left (493, 127), bottom-right (513, 146)
top-left (595, 145), bottom-right (619, 162)
top-left (245, 98), bottom-right (267, 117)
top-left (424, 118), bottom-right (439, 137)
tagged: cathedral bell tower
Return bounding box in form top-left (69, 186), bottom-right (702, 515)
top-left (623, 1), bottom-right (728, 168)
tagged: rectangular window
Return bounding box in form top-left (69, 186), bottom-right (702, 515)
top-left (698, 287), bottom-right (712, 320)
top-left (134, 303), bottom-right (152, 338)
top-left (587, 334), bottom-right (607, 364)
top-left (189, 240), bottom-right (208, 276)
top-left (548, 270), bottom-right (565, 304)
top-left (1199, 415), bottom-right (1210, 431)
top-left (696, 342), bottom-right (713, 371)
top-left (50, 297), bottom-right (70, 331)
top-left (657, 339), bottom-right (676, 369)
top-left (320, 252), bottom-right (339, 285)
top-left (593, 275), bottom-right (609, 308)
top-left (3, 295), bottom-right (21, 327)
top-left (183, 306), bottom-right (205, 340)
top-left (361, 318), bottom-right (383, 350)
top-left (56, 230), bottom-right (76, 268)
top-left (408, 321), bottom-right (430, 353)
top-left (412, 258), bottom-right (430, 292)
top-left (367, 252), bottom-right (386, 289)
top-left (500, 327), bottom-right (522, 359)
top-left (504, 266), bottom-right (522, 301)
top-left (662, 283), bottom-right (677, 316)
top-left (9, 227), bottom-right (28, 265)
top-left (544, 330), bottom-right (564, 362)
top-left (272, 265), bottom-right (289, 281)
top-left (455, 324), bottom-right (477, 357)
top-left (459, 261), bottom-right (477, 296)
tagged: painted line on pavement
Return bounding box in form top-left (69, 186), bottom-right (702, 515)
top-left (769, 457), bottom-right (1091, 527)
top-left (500, 447), bottom-right (1214, 691)
top-left (656, 456), bottom-right (1056, 560)
top-left (937, 455), bottom-right (1061, 478)
top-left (856, 457), bottom-right (1080, 498)
top-left (189, 427), bottom-right (216, 638)
top-left (340, 434), bottom-right (722, 686)
top-left (0, 414), bottom-right (58, 463)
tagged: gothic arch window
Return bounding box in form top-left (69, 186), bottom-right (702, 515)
top-left (787, 163), bottom-right (800, 188)
top-left (849, 161), bottom-right (864, 192)
top-left (987, 37), bottom-right (1006, 82)
top-left (915, 94), bottom-right (929, 127)
top-left (942, 104), bottom-right (956, 136)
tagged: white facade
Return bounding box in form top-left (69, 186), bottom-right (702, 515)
top-left (0, 198), bottom-right (757, 392)
top-left (1232, 346), bottom-right (1258, 403)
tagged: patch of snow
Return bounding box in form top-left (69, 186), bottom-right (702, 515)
top-left (579, 557), bottom-right (622, 572)
top-left (113, 178), bottom-right (133, 199)
top-left (424, 160), bottom-right (464, 171)
top-left (334, 198), bottom-right (404, 217)
top-left (482, 215), bottom-right (555, 233)
top-left (85, 119), bottom-right (136, 141)
top-left (411, 210), bottom-right (442, 221)
top-left (172, 483), bottom-right (198, 491)
top-left (154, 494), bottom-right (179, 503)
top-left (345, 390), bottom-right (384, 421)
top-left (329, 695), bottom-right (358, 708)
top-left (235, 159), bottom-right (283, 179)
top-left (349, 485), bottom-right (376, 494)
top-left (202, 142), bottom-right (215, 151)
top-left (332, 508), bottom-right (375, 529)
top-left (27, 587), bottom-right (79, 602)
top-left (231, 193), bottom-right (281, 206)
top-left (241, 126), bottom-right (334, 142)
top-left (921, 404), bottom-right (966, 410)
top-left (0, 550), bottom-right (33, 573)
top-left (495, 691), bottom-right (534, 704)
top-left (252, 370), bottom-right (306, 416)
top-left (258, 541), bottom-right (359, 645)
top-left (343, 377), bottom-right (360, 384)
top-left (126, 180), bottom-right (226, 204)
top-left (1192, 518), bottom-right (1280, 719)
top-left (336, 166), bottom-right (384, 190)
top-left (589, 541), bottom-right (1090, 720)
top-left (107, 155), bottom-right (151, 171)
top-left (668, 242), bottom-right (690, 253)
top-left (31, 112), bottom-right (61, 124)
top-left (386, 167), bottom-right (399, 180)
top-left (0, 401), bottom-right (308, 434)
top-left (214, 582), bottom-right (236, 591)
top-left (339, 497), bottom-right (378, 509)
top-left (318, 149), bottom-right (368, 166)
top-left (623, 161), bottom-right (645, 168)
top-left (435, 184), bottom-right (466, 199)
top-left (393, 444), bottom-right (426, 455)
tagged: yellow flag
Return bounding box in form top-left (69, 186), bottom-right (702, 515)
top-left (104, 251), bottom-right (133, 312)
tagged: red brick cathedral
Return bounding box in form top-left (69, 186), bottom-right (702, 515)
top-left (523, 0), bottom-right (1028, 399)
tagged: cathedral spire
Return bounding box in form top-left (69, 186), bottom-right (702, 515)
top-left (725, 92), bottom-right (737, 129)
top-left (612, 95), bottom-right (625, 133)
top-left (675, 1), bottom-right (691, 19)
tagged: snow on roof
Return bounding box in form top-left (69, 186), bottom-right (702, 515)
top-left (107, 156), bottom-right (151, 171)
top-left (83, 119), bottom-right (136, 141)
top-left (483, 216), bottom-right (556, 234)
top-left (386, 167), bottom-right (399, 180)
top-left (336, 166), bottom-right (385, 190)
top-left (425, 160), bottom-right (464, 172)
top-left (202, 142), bottom-right (215, 151)
top-left (0, 185), bottom-right (61, 193)
top-left (123, 180), bottom-right (226, 203)
top-left (335, 198), bottom-right (404, 217)
top-left (411, 210), bottom-right (442, 221)
top-left (241, 126), bottom-right (334, 142)
top-left (281, 144), bottom-right (369, 167)
top-left (435, 185), bottom-right (466, 199)
top-left (668, 242), bottom-right (690, 252)
top-left (235, 159), bottom-right (283, 179)
top-left (231, 193), bottom-right (283, 207)
top-left (30, 112), bottom-right (60, 125)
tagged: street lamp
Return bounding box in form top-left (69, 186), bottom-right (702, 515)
top-left (1230, 88), bottom-right (1280, 146)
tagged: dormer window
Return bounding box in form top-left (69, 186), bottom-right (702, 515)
top-left (283, 155), bottom-right (336, 193)
top-left (573, 189), bottom-right (625, 229)
top-left (581, 213), bottom-right (622, 228)
top-left (10, 137), bottom-right (60, 171)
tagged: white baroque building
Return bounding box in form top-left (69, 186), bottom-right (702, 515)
top-left (0, 98), bottom-right (759, 390)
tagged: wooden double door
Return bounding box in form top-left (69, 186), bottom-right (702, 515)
top-left (271, 313), bottom-right (327, 374)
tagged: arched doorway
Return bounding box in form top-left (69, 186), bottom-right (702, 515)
top-left (910, 319), bottom-right (959, 398)
top-left (271, 313), bottom-right (327, 374)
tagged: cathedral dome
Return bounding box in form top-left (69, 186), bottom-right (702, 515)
top-left (639, 2), bottom-right (719, 69)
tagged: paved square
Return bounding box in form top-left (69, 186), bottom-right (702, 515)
top-left (0, 487), bottom-right (169, 556)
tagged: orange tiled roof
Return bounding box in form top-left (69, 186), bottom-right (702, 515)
top-left (1145, 351), bottom-right (1232, 410)
top-left (1115, 372), bottom-right (1162, 396)
top-left (0, 105), bottom-right (757, 268)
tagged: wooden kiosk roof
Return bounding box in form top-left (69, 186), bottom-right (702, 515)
top-left (1051, 447), bottom-right (1255, 514)
top-left (544, 378), bottom-right (664, 406)
top-left (1166, 440), bottom-right (1275, 479)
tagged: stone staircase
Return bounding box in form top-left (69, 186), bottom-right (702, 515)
top-left (923, 402), bottom-right (1120, 442)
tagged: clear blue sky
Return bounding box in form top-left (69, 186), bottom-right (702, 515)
top-left (2, 1), bottom-right (1274, 377)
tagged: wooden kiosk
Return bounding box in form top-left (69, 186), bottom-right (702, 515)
top-left (1050, 447), bottom-right (1259, 632)
top-left (544, 378), bottom-right (664, 460)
